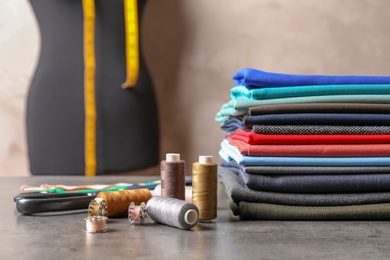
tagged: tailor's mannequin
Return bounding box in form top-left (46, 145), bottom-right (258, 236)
top-left (27, 0), bottom-right (159, 175)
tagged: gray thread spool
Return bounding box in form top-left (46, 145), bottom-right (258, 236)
top-left (160, 153), bottom-right (185, 200)
top-left (147, 196), bottom-right (199, 230)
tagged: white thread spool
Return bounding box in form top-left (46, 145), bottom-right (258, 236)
top-left (85, 198), bottom-right (108, 233)
top-left (184, 209), bottom-right (198, 226)
top-left (84, 216), bottom-right (108, 233)
top-left (166, 153), bottom-right (180, 162)
top-left (199, 155), bottom-right (213, 164)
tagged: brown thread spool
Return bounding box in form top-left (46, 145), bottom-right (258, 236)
top-left (153, 184), bottom-right (193, 202)
top-left (160, 153), bottom-right (185, 200)
top-left (192, 155), bottom-right (218, 222)
top-left (96, 189), bottom-right (152, 218)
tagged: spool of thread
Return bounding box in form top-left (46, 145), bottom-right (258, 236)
top-left (192, 155), bottom-right (218, 222)
top-left (160, 153), bottom-right (185, 200)
top-left (129, 196), bottom-right (199, 230)
top-left (84, 198), bottom-right (108, 233)
top-left (128, 201), bottom-right (147, 225)
top-left (96, 189), bottom-right (152, 217)
top-left (84, 216), bottom-right (108, 233)
top-left (153, 184), bottom-right (193, 203)
top-left (88, 198), bottom-right (107, 217)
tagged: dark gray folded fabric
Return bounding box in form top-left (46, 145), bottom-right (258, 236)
top-left (237, 201), bottom-right (390, 220)
top-left (252, 125), bottom-right (390, 135)
top-left (223, 114), bottom-right (390, 133)
top-left (221, 159), bottom-right (390, 175)
top-left (245, 172), bottom-right (390, 193)
top-left (218, 166), bottom-right (390, 206)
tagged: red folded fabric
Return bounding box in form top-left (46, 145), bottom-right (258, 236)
top-left (226, 137), bottom-right (390, 157)
top-left (229, 130), bottom-right (390, 145)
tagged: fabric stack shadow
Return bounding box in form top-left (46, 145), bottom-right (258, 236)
top-left (215, 68), bottom-right (390, 220)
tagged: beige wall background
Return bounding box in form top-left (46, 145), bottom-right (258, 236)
top-left (1, 0), bottom-right (390, 176)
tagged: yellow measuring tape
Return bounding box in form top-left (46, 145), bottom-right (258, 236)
top-left (82, 0), bottom-right (139, 176)
top-left (122, 0), bottom-right (139, 88)
top-left (82, 0), bottom-right (96, 177)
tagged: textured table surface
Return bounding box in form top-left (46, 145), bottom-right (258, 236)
top-left (2, 176), bottom-right (390, 260)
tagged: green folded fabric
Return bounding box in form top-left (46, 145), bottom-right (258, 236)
top-left (231, 84), bottom-right (390, 100)
top-left (215, 100), bottom-right (246, 124)
top-left (238, 201), bottom-right (390, 220)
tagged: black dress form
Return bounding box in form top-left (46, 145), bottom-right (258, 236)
top-left (27, 0), bottom-right (160, 175)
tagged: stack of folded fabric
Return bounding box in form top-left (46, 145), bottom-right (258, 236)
top-left (216, 68), bottom-right (390, 220)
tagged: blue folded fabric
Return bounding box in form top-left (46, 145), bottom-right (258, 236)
top-left (220, 141), bottom-right (390, 166)
top-left (221, 118), bottom-right (243, 132)
top-left (233, 68), bottom-right (390, 89)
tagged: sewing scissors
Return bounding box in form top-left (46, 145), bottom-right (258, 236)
top-left (14, 179), bottom-right (192, 214)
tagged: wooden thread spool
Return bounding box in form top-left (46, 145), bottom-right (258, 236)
top-left (160, 153), bottom-right (185, 200)
top-left (192, 155), bottom-right (218, 222)
top-left (96, 189), bottom-right (152, 218)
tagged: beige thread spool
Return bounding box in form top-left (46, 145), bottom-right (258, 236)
top-left (192, 155), bottom-right (218, 222)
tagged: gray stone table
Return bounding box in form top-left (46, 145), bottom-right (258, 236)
top-left (2, 176), bottom-right (390, 260)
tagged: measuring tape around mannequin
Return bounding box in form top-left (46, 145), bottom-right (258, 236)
top-left (82, 0), bottom-right (139, 176)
